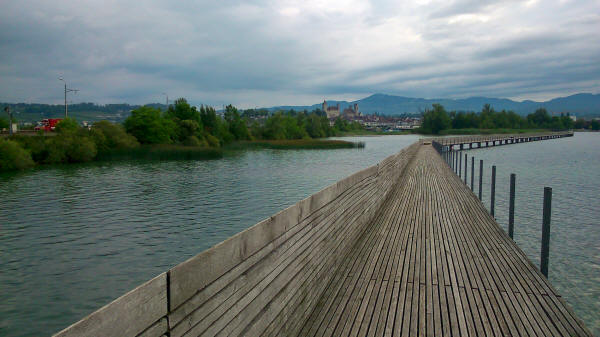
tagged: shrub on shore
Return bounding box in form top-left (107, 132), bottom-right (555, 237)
top-left (0, 139), bottom-right (34, 170)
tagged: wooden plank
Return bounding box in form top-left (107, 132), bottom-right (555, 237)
top-left (53, 273), bottom-right (167, 337)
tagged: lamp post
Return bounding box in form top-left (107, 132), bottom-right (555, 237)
top-left (59, 77), bottom-right (79, 118)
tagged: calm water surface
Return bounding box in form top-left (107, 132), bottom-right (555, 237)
top-left (0, 135), bottom-right (420, 336)
top-left (460, 132), bottom-right (599, 334)
top-left (0, 133), bottom-right (598, 336)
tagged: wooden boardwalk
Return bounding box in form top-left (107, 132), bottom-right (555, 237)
top-left (297, 145), bottom-right (591, 337)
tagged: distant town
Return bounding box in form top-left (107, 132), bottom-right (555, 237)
top-left (3, 91), bottom-right (600, 134)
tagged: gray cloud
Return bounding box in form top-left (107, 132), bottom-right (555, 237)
top-left (0, 0), bottom-right (599, 108)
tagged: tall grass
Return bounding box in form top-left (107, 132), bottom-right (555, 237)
top-left (225, 139), bottom-right (365, 150)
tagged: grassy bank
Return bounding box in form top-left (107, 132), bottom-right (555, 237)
top-left (96, 144), bottom-right (223, 161)
top-left (225, 139), bottom-right (365, 150)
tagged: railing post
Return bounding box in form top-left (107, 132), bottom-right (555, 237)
top-left (464, 153), bottom-right (468, 184)
top-left (509, 174), bottom-right (516, 239)
top-left (541, 187), bottom-right (552, 278)
top-left (453, 150), bottom-right (456, 172)
top-left (479, 160), bottom-right (483, 200)
top-left (491, 165), bottom-right (496, 216)
top-left (459, 151), bottom-right (462, 178)
top-left (471, 157), bottom-right (474, 191)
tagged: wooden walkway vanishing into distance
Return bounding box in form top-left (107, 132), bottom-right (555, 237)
top-left (54, 133), bottom-right (591, 337)
top-left (298, 145), bottom-right (590, 337)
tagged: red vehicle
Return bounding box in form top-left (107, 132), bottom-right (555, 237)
top-left (35, 118), bottom-right (63, 131)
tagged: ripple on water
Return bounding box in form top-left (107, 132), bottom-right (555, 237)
top-left (0, 134), bottom-right (598, 336)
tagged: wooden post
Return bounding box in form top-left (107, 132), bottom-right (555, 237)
top-left (470, 157), bottom-right (474, 191)
top-left (459, 151), bottom-right (462, 178)
top-left (491, 165), bottom-right (496, 216)
top-left (541, 187), bottom-right (552, 278)
top-left (464, 153), bottom-right (468, 184)
top-left (479, 160), bottom-right (483, 201)
top-left (509, 174), bottom-right (516, 239)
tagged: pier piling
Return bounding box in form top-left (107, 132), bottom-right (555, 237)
top-left (471, 156), bottom-right (474, 191)
top-left (541, 187), bottom-right (552, 278)
top-left (491, 165), bottom-right (496, 217)
top-left (509, 173), bottom-right (516, 239)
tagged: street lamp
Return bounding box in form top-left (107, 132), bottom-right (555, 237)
top-left (59, 77), bottom-right (79, 118)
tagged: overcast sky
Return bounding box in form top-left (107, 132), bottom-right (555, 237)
top-left (1, 0), bottom-right (599, 108)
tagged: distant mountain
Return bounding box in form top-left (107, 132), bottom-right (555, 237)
top-left (3, 93), bottom-right (599, 123)
top-left (266, 93), bottom-right (600, 117)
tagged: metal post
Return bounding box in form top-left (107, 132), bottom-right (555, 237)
top-left (479, 160), bottom-right (483, 200)
top-left (63, 82), bottom-right (67, 117)
top-left (59, 77), bottom-right (78, 118)
top-left (471, 156), bottom-right (474, 191)
top-left (491, 165), bottom-right (496, 216)
top-left (541, 187), bottom-right (552, 278)
top-left (458, 151), bottom-right (462, 178)
top-left (508, 174), bottom-right (516, 239)
top-left (464, 153), bottom-right (468, 184)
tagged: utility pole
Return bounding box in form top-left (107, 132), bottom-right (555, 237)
top-left (59, 77), bottom-right (79, 118)
top-left (4, 106), bottom-right (12, 135)
top-left (162, 93), bottom-right (169, 110)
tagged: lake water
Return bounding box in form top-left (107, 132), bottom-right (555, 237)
top-left (0, 133), bottom-right (598, 336)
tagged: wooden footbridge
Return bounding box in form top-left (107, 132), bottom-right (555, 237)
top-left (54, 131), bottom-right (591, 337)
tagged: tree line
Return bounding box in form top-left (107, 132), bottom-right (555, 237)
top-left (420, 104), bottom-right (590, 134)
top-left (1, 98), bottom-right (363, 171)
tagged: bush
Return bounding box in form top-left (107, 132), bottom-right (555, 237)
top-left (0, 139), bottom-right (35, 171)
top-left (46, 133), bottom-right (97, 163)
top-left (55, 118), bottom-right (79, 134)
top-left (91, 120), bottom-right (139, 153)
top-left (205, 134), bottom-right (220, 147)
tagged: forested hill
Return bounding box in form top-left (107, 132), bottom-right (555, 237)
top-left (0, 102), bottom-right (166, 123)
top-left (267, 93), bottom-right (600, 117)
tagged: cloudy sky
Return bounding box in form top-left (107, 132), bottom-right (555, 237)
top-left (1, 0), bottom-right (599, 108)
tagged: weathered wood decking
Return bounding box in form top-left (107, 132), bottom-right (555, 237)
top-left (53, 133), bottom-right (591, 337)
top-left (298, 145), bottom-right (591, 337)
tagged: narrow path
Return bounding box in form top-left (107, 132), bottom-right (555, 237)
top-left (298, 145), bottom-right (591, 337)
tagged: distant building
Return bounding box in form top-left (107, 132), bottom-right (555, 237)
top-left (322, 100), bottom-right (340, 119)
top-left (342, 104), bottom-right (361, 119)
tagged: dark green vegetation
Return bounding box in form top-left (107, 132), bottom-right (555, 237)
top-left (0, 117), bottom-right (9, 129)
top-left (420, 103), bottom-right (579, 134)
top-left (0, 98), bottom-right (364, 172)
top-left (225, 139), bottom-right (364, 150)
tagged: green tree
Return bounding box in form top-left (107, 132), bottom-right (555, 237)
top-left (124, 106), bottom-right (177, 144)
top-left (421, 104), bottom-right (451, 134)
top-left (527, 108), bottom-right (552, 128)
top-left (224, 105), bottom-right (250, 141)
top-left (167, 98), bottom-right (201, 122)
top-left (55, 118), bottom-right (79, 134)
